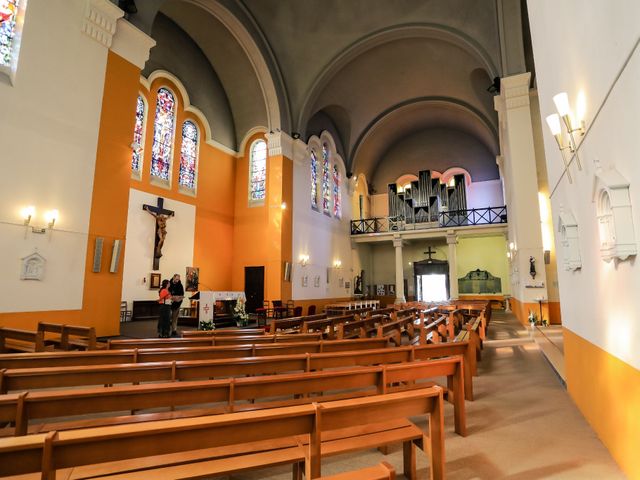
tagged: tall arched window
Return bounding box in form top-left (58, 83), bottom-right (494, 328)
top-left (131, 95), bottom-right (146, 178)
top-left (333, 164), bottom-right (341, 218)
top-left (322, 144), bottom-right (331, 214)
top-left (178, 120), bottom-right (198, 191)
top-left (150, 87), bottom-right (176, 183)
top-left (249, 139), bottom-right (267, 203)
top-left (0, 0), bottom-right (25, 80)
top-left (310, 150), bottom-right (318, 209)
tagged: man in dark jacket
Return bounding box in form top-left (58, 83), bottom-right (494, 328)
top-left (168, 274), bottom-right (184, 336)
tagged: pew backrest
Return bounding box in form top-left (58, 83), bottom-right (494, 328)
top-left (0, 328), bottom-right (46, 353)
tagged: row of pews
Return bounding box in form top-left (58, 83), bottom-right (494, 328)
top-left (0, 300), bottom-right (491, 479)
top-left (0, 323), bottom-right (102, 353)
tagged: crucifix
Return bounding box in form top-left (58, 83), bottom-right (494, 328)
top-left (424, 246), bottom-right (437, 261)
top-left (143, 197), bottom-right (175, 270)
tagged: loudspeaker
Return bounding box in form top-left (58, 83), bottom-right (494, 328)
top-left (92, 238), bottom-right (103, 273)
top-left (110, 240), bottom-right (122, 273)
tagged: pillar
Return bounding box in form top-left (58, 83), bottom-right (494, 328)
top-left (495, 72), bottom-right (548, 322)
top-left (393, 235), bottom-right (406, 304)
top-left (447, 232), bottom-right (459, 300)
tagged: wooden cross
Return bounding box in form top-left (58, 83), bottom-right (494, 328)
top-left (424, 246), bottom-right (437, 261)
top-left (143, 197), bottom-right (175, 270)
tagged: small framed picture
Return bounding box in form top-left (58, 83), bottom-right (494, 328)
top-left (345, 281), bottom-right (351, 289)
top-left (376, 284), bottom-right (386, 296)
top-left (314, 275), bottom-right (321, 288)
top-left (149, 273), bottom-right (161, 289)
top-left (387, 284), bottom-right (396, 296)
top-left (302, 275), bottom-right (308, 287)
top-left (338, 277), bottom-right (344, 288)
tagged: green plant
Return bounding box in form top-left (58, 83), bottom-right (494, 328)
top-left (199, 320), bottom-right (214, 331)
top-left (528, 310), bottom-right (538, 325)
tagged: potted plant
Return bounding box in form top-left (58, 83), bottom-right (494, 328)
top-left (528, 310), bottom-right (537, 328)
top-left (199, 319), bottom-right (215, 331)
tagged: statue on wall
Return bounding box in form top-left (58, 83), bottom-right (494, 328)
top-left (529, 256), bottom-right (537, 279)
top-left (354, 270), bottom-right (364, 295)
top-left (21, 252), bottom-right (46, 281)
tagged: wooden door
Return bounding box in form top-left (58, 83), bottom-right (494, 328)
top-left (244, 266), bottom-right (264, 313)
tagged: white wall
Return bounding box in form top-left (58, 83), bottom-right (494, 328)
top-left (121, 189), bottom-right (195, 305)
top-left (291, 137), bottom-right (353, 300)
top-left (527, 0), bottom-right (640, 369)
top-left (0, 0), bottom-right (116, 312)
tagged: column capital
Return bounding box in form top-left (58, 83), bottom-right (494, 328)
top-left (498, 72), bottom-right (532, 110)
top-left (266, 130), bottom-right (294, 159)
top-left (392, 235), bottom-right (403, 248)
top-left (446, 231), bottom-right (457, 244)
top-left (82, 0), bottom-right (123, 48)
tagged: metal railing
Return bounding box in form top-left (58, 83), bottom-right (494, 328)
top-left (350, 206), bottom-right (508, 235)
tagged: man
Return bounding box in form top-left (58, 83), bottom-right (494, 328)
top-left (168, 273), bottom-right (184, 336)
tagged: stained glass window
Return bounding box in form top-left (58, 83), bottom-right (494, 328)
top-left (179, 121), bottom-right (198, 190)
top-left (333, 164), bottom-right (341, 218)
top-left (322, 144), bottom-right (331, 214)
top-left (249, 139), bottom-right (267, 202)
top-left (150, 88), bottom-right (176, 182)
top-left (131, 95), bottom-right (145, 176)
top-left (0, 0), bottom-right (20, 69)
top-left (310, 150), bottom-right (318, 209)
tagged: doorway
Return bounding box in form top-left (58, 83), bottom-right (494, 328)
top-left (244, 266), bottom-right (264, 313)
top-left (416, 274), bottom-right (449, 302)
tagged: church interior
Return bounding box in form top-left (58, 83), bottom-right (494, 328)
top-left (0, 0), bottom-right (638, 478)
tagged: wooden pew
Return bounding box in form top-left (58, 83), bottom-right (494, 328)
top-left (301, 314), bottom-right (355, 339)
top-left (107, 333), bottom-right (323, 349)
top-left (269, 313), bottom-right (328, 334)
top-left (0, 357), bottom-right (465, 439)
top-left (0, 338), bottom-right (390, 370)
top-left (0, 328), bottom-right (47, 353)
top-left (319, 462), bottom-right (395, 479)
top-left (336, 314), bottom-right (388, 339)
top-left (0, 342), bottom-right (476, 401)
top-left (182, 328), bottom-right (267, 337)
top-left (37, 323), bottom-right (102, 351)
top-left (0, 388), bottom-right (445, 480)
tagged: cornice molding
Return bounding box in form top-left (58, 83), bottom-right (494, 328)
top-left (110, 19), bottom-right (156, 69)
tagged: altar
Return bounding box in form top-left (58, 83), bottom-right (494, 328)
top-left (198, 291), bottom-right (246, 329)
top-left (325, 300), bottom-right (380, 316)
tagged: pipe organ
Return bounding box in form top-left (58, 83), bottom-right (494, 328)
top-left (387, 170), bottom-right (467, 225)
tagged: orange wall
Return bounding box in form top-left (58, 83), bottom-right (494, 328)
top-left (231, 134), bottom-right (293, 303)
top-left (133, 77), bottom-right (236, 292)
top-left (510, 296), bottom-right (561, 326)
top-left (564, 328), bottom-right (640, 479)
top-left (0, 51), bottom-right (141, 336)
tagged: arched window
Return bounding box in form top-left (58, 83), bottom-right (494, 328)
top-left (0, 0), bottom-right (26, 80)
top-left (130, 95), bottom-right (146, 178)
top-left (249, 139), bottom-right (267, 203)
top-left (333, 164), bottom-right (341, 218)
top-left (178, 120), bottom-right (198, 191)
top-left (310, 150), bottom-right (318, 209)
top-left (150, 87), bottom-right (176, 183)
top-left (322, 144), bottom-right (331, 214)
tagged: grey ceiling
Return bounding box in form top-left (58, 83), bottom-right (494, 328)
top-left (124, 0), bottom-right (526, 177)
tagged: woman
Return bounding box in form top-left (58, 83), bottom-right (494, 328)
top-left (157, 279), bottom-right (172, 338)
top-left (168, 274), bottom-right (184, 336)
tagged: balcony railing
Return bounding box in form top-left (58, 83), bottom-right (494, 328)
top-left (351, 206), bottom-right (508, 235)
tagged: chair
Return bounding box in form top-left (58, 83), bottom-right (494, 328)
top-left (286, 300), bottom-right (295, 317)
top-left (119, 301), bottom-right (132, 323)
top-left (307, 305), bottom-right (316, 316)
top-left (272, 300), bottom-right (288, 319)
top-left (292, 306), bottom-right (303, 317)
top-left (255, 301), bottom-right (270, 326)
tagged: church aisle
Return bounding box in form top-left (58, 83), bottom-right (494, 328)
top-left (230, 312), bottom-right (624, 480)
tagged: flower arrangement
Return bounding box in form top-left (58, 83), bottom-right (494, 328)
top-left (528, 310), bottom-right (538, 326)
top-left (199, 319), bottom-right (215, 331)
top-left (234, 297), bottom-right (249, 327)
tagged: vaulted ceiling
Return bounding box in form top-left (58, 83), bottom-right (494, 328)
top-left (125, 0), bottom-right (528, 183)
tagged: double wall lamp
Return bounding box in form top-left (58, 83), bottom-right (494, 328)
top-left (299, 254), bottom-right (310, 266)
top-left (21, 206), bottom-right (58, 234)
top-left (545, 92), bottom-right (586, 183)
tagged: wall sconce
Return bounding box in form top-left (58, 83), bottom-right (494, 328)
top-left (545, 91), bottom-right (586, 182)
top-left (45, 209), bottom-right (58, 229)
top-left (299, 254), bottom-right (309, 266)
top-left (333, 260), bottom-right (342, 268)
top-left (21, 206), bottom-right (35, 226)
top-left (280, 202), bottom-right (287, 210)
